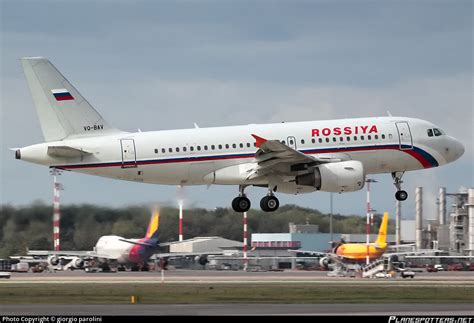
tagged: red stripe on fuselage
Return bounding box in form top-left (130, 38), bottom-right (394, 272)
top-left (57, 145), bottom-right (435, 170)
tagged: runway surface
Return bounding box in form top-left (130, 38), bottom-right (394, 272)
top-left (4, 269), bottom-right (474, 285)
top-left (2, 303), bottom-right (473, 315)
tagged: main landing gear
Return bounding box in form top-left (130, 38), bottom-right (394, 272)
top-left (231, 186), bottom-right (280, 213)
top-left (232, 185), bottom-right (251, 213)
top-left (392, 172), bottom-right (408, 201)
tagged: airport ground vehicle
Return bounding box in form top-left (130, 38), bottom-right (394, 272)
top-left (400, 270), bottom-right (415, 278)
top-left (0, 272), bottom-right (11, 279)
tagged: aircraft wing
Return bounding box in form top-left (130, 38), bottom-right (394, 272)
top-left (118, 238), bottom-right (155, 247)
top-left (151, 251), bottom-right (224, 259)
top-left (288, 249), bottom-right (329, 257)
top-left (27, 250), bottom-right (116, 260)
top-left (248, 134), bottom-right (348, 179)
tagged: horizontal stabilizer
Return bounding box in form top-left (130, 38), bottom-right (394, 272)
top-left (47, 146), bottom-right (91, 158)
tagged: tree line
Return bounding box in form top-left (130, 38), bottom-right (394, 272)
top-left (0, 202), bottom-right (393, 258)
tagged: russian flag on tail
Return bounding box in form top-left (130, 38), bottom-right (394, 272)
top-left (51, 88), bottom-right (74, 101)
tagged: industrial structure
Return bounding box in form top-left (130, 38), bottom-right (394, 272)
top-left (402, 187), bottom-right (474, 258)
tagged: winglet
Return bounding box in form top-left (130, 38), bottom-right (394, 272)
top-left (251, 134), bottom-right (267, 148)
top-left (145, 209), bottom-right (160, 239)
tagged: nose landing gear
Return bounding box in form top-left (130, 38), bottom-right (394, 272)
top-left (392, 172), bottom-right (408, 201)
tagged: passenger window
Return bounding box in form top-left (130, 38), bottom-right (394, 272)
top-left (211, 145), bottom-right (215, 150)
top-left (239, 143), bottom-right (243, 148)
top-left (374, 135), bottom-right (378, 140)
top-left (197, 146), bottom-right (201, 151)
top-left (204, 145), bottom-right (208, 150)
top-left (368, 135), bottom-right (371, 140)
top-left (190, 146), bottom-right (194, 151)
top-left (381, 134), bottom-right (385, 139)
top-left (161, 148), bottom-right (166, 153)
top-left (154, 149), bottom-right (158, 154)
top-left (183, 147), bottom-right (187, 152)
top-left (339, 137), bottom-right (343, 142)
top-left (232, 144), bottom-right (236, 148)
top-left (225, 144), bottom-right (229, 149)
top-left (353, 136), bottom-right (357, 141)
top-left (332, 137), bottom-right (336, 142)
top-left (289, 140), bottom-right (294, 145)
top-left (389, 134), bottom-right (393, 139)
top-left (253, 143), bottom-right (256, 147)
top-left (282, 141), bottom-right (286, 145)
top-left (318, 138), bottom-right (322, 143)
top-left (168, 148), bottom-right (172, 153)
top-left (218, 144), bottom-right (222, 149)
top-left (326, 138), bottom-right (330, 143)
top-left (246, 143), bottom-right (251, 148)
top-left (176, 147), bottom-right (180, 152)
top-left (312, 138), bottom-right (316, 144)
top-left (301, 139), bottom-right (305, 144)
top-left (346, 137), bottom-right (350, 141)
top-left (361, 135), bottom-right (365, 140)
top-left (434, 128), bottom-right (442, 136)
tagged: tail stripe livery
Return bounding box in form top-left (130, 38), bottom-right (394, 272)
top-left (145, 210), bottom-right (160, 240)
top-left (20, 57), bottom-right (120, 142)
top-left (375, 212), bottom-right (389, 245)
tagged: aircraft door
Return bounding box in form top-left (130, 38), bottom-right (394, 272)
top-left (120, 139), bottom-right (137, 168)
top-left (287, 136), bottom-right (297, 150)
top-left (395, 122), bottom-right (413, 150)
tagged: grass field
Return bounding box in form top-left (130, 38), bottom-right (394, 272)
top-left (0, 283), bottom-right (472, 304)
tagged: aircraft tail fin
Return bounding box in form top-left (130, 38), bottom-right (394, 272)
top-left (375, 212), bottom-right (389, 245)
top-left (145, 209), bottom-right (160, 240)
top-left (20, 57), bottom-right (121, 142)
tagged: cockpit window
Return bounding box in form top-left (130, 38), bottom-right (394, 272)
top-left (433, 128), bottom-right (443, 136)
top-left (427, 129), bottom-right (433, 137)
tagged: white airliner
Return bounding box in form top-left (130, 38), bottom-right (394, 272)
top-left (15, 57), bottom-right (465, 212)
top-left (28, 210), bottom-right (213, 270)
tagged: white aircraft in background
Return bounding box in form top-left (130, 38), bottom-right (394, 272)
top-left (28, 210), bottom-right (212, 271)
top-left (15, 58), bottom-right (464, 212)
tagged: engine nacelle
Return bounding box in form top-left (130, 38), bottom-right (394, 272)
top-left (48, 255), bottom-right (59, 266)
top-left (319, 257), bottom-right (330, 269)
top-left (197, 255), bottom-right (209, 266)
top-left (296, 161), bottom-right (365, 193)
top-left (71, 257), bottom-right (84, 269)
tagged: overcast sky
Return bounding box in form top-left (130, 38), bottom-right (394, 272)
top-left (1, 0), bottom-right (472, 220)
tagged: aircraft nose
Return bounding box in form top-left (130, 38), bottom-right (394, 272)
top-left (446, 137), bottom-right (465, 163)
top-left (456, 139), bottom-right (465, 159)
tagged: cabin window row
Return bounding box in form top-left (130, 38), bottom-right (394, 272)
top-left (154, 142), bottom-right (256, 154)
top-left (295, 134), bottom-right (387, 145)
top-left (153, 134), bottom-right (389, 154)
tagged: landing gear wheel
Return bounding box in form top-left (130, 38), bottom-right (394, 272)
top-left (395, 190), bottom-right (408, 201)
top-left (260, 195), bottom-right (280, 212)
top-left (232, 196), bottom-right (251, 213)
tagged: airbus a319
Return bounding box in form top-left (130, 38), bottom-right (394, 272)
top-left (15, 58), bottom-right (464, 212)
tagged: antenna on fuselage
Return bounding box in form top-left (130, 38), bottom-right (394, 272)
top-left (386, 110), bottom-right (393, 117)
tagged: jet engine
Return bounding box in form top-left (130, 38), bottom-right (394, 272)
top-left (71, 257), bottom-right (84, 269)
top-left (296, 161), bottom-right (365, 192)
top-left (47, 255), bottom-right (59, 266)
top-left (197, 255), bottom-right (209, 266)
top-left (319, 257), bottom-right (330, 270)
